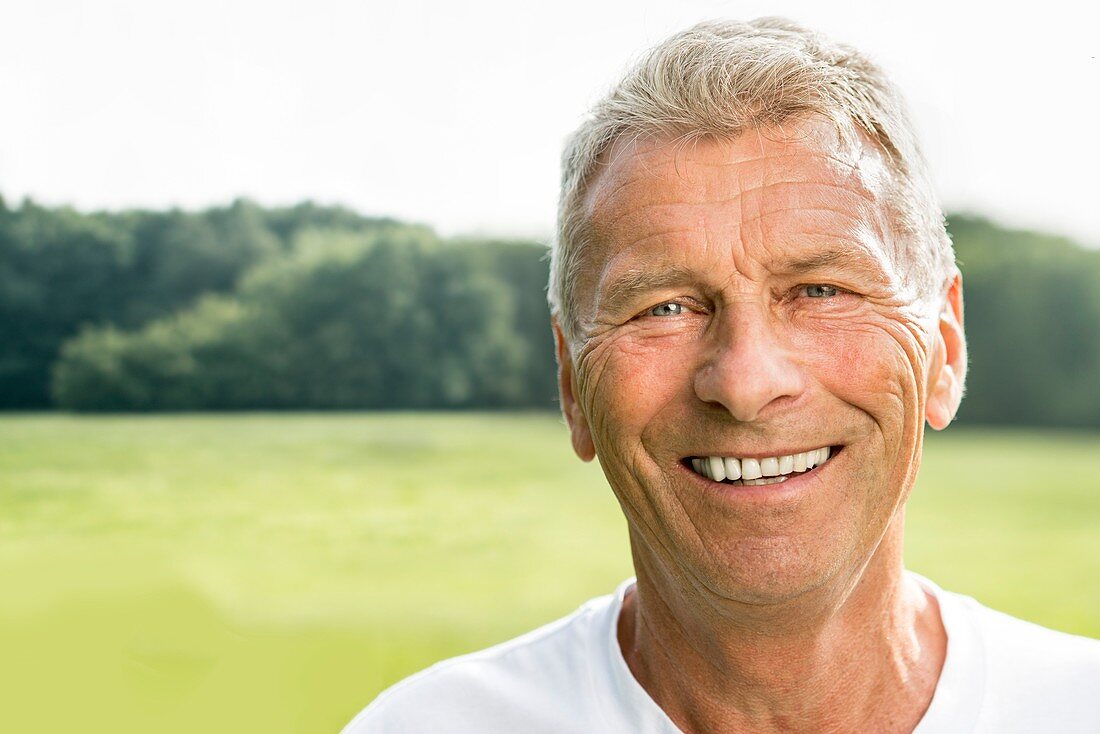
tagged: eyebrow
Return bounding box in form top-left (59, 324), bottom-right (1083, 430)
top-left (595, 264), bottom-right (698, 315)
top-left (779, 246), bottom-right (888, 281)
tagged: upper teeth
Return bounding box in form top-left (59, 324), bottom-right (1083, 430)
top-left (691, 447), bottom-right (832, 482)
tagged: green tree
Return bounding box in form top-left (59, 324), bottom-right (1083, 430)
top-left (52, 227), bottom-right (532, 411)
top-left (949, 215), bottom-right (1100, 427)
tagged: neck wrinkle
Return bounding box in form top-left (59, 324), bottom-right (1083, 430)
top-left (618, 518), bottom-right (944, 734)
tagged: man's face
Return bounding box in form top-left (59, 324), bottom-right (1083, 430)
top-left (556, 119), bottom-right (964, 603)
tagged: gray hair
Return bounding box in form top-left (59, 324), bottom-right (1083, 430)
top-left (549, 17), bottom-right (955, 347)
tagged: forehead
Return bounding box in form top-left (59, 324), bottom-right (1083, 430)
top-left (581, 120), bottom-right (894, 273)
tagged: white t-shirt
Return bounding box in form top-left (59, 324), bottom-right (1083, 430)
top-left (344, 573), bottom-right (1100, 733)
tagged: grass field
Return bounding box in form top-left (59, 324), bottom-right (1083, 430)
top-left (1, 414), bottom-right (1098, 733)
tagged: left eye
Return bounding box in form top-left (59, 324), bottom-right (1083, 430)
top-left (801, 284), bottom-right (840, 298)
top-left (648, 302), bottom-right (685, 317)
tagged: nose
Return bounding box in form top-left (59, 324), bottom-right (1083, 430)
top-left (693, 306), bottom-right (807, 423)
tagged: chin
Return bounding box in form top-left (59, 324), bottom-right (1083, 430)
top-left (695, 538), bottom-right (849, 606)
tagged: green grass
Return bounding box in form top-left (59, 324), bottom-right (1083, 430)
top-left (0, 414), bottom-right (1097, 733)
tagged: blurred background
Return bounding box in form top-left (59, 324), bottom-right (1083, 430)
top-left (1, 1), bottom-right (1097, 732)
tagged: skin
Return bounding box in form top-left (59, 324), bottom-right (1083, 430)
top-left (553, 117), bottom-right (967, 733)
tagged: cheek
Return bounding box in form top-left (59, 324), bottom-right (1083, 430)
top-left (577, 334), bottom-right (694, 449)
top-left (790, 316), bottom-right (927, 434)
top-left (789, 320), bottom-right (931, 530)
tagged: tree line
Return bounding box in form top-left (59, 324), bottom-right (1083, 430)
top-left (1, 194), bottom-right (1098, 426)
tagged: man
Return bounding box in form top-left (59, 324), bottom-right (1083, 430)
top-left (345, 18), bottom-right (1100, 733)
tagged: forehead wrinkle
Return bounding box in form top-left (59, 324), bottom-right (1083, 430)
top-left (611, 205), bottom-right (875, 242)
top-left (608, 153), bottom-right (864, 206)
top-left (736, 178), bottom-right (880, 218)
top-left (597, 150), bottom-right (881, 217)
top-left (588, 115), bottom-right (874, 207)
top-left (597, 207), bottom-right (885, 282)
top-left (601, 227), bottom-right (710, 262)
top-left (592, 143), bottom-right (866, 203)
top-left (598, 201), bottom-right (704, 240)
top-left (787, 227), bottom-right (887, 257)
top-left (713, 150), bottom-right (863, 175)
top-left (596, 179), bottom-right (877, 239)
top-left (587, 140), bottom-right (869, 224)
top-left (763, 205), bottom-right (875, 228)
top-left (667, 151), bottom-right (866, 199)
top-left (584, 136), bottom-right (683, 224)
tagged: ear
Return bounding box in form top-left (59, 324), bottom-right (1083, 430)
top-left (552, 318), bottom-right (596, 461)
top-left (925, 272), bottom-right (967, 430)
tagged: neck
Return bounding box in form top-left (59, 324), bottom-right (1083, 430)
top-left (617, 516), bottom-right (946, 734)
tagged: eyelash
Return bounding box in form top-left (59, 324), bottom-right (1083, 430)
top-left (647, 301), bottom-right (686, 317)
top-left (638, 284), bottom-right (851, 321)
top-left (798, 284), bottom-right (844, 299)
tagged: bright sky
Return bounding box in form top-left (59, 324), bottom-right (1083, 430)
top-left (2, 0), bottom-right (1097, 246)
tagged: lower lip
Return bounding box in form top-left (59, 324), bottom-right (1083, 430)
top-left (681, 448), bottom-right (841, 502)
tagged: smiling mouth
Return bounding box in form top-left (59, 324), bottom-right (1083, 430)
top-left (684, 446), bottom-right (840, 486)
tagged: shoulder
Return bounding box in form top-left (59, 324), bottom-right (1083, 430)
top-left (912, 572), bottom-right (1100, 675)
top-left (341, 588), bottom-right (623, 734)
top-left (964, 595), bottom-right (1100, 679)
top-left (938, 584), bottom-right (1100, 731)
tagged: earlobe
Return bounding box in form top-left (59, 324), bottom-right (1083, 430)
top-left (553, 319), bottom-right (596, 461)
top-left (926, 272), bottom-right (967, 431)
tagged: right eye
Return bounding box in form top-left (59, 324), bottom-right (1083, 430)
top-left (800, 284), bottom-right (841, 299)
top-left (648, 302), bottom-right (685, 317)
